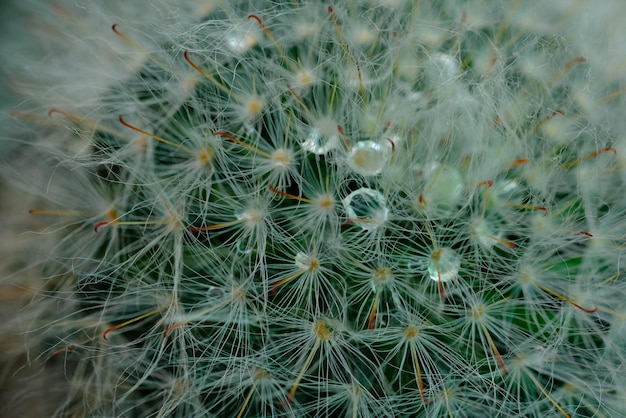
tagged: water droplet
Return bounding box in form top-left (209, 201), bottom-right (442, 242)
top-left (226, 26), bottom-right (260, 54)
top-left (302, 126), bottom-right (340, 154)
top-left (415, 163), bottom-right (464, 218)
top-left (424, 53), bottom-right (460, 83)
top-left (427, 248), bottom-right (460, 282)
top-left (472, 219), bottom-right (512, 249)
top-left (207, 286), bottom-right (225, 300)
top-left (236, 240), bottom-right (254, 254)
top-left (346, 140), bottom-right (392, 176)
top-left (342, 188), bottom-right (388, 230)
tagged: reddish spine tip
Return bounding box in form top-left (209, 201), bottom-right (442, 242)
top-left (510, 158), bottom-right (529, 168)
top-left (48, 108), bottom-right (59, 117)
top-left (553, 109), bottom-right (565, 117)
top-left (337, 125), bottom-right (344, 135)
top-left (368, 318), bottom-right (376, 330)
top-left (268, 183), bottom-right (282, 196)
top-left (327, 6), bottom-right (334, 13)
top-left (247, 14), bottom-right (262, 25)
top-left (604, 147), bottom-right (618, 155)
top-left (504, 241), bottom-right (516, 249)
top-left (112, 23), bottom-right (118, 32)
top-left (579, 231), bottom-right (593, 237)
top-left (94, 221), bottom-right (109, 233)
top-left (438, 277), bottom-right (446, 300)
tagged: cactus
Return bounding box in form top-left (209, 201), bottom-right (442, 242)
top-left (2, 1), bottom-right (626, 417)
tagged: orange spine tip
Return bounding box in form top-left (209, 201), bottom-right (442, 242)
top-left (503, 240), bottom-right (516, 249)
top-left (337, 125), bottom-right (351, 150)
top-left (163, 321), bottom-right (184, 339)
top-left (94, 221), bottom-right (110, 232)
top-left (268, 183), bottom-right (311, 203)
top-left (510, 158), bottom-right (529, 168)
top-left (183, 50), bottom-right (203, 74)
top-left (49, 344), bottom-right (76, 358)
top-left (437, 274), bottom-right (446, 299)
top-left (367, 307), bottom-right (377, 329)
top-left (578, 231), bottom-right (593, 237)
top-left (478, 180), bottom-right (493, 188)
top-left (247, 14), bottom-right (267, 33)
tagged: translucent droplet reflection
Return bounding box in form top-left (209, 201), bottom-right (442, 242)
top-left (346, 140), bottom-right (392, 176)
top-left (342, 188), bottom-right (388, 230)
top-left (302, 127), bottom-right (340, 155)
top-left (416, 163), bottom-right (464, 218)
top-left (427, 248), bottom-right (460, 282)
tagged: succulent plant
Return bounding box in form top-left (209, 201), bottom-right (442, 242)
top-left (2, 1), bottom-right (626, 417)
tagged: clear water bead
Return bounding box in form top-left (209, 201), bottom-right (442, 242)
top-left (342, 188), bottom-right (388, 230)
top-left (427, 248), bottom-right (461, 282)
top-left (302, 121), bottom-right (341, 155)
top-left (346, 140), bottom-right (392, 176)
top-left (416, 163), bottom-right (464, 218)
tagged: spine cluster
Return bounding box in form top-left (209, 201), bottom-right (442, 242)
top-left (2, 1), bottom-right (626, 417)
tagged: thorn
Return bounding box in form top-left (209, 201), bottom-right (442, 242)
top-left (534, 109), bottom-right (565, 133)
top-left (119, 115), bottom-right (191, 153)
top-left (268, 184), bottom-right (312, 203)
top-left (48, 344), bottom-right (76, 359)
top-left (563, 147), bottom-right (617, 169)
top-left (103, 307), bottom-right (164, 340)
top-left (510, 158), bottom-right (529, 168)
top-left (214, 131), bottom-right (270, 158)
top-left (511, 204), bottom-right (548, 216)
top-left (337, 125), bottom-right (351, 150)
top-left (548, 56), bottom-right (586, 85)
top-left (368, 286), bottom-right (381, 329)
top-left (94, 221), bottom-right (109, 232)
top-left (535, 283), bottom-right (598, 314)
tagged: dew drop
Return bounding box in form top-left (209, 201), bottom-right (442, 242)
top-left (427, 248), bottom-right (461, 282)
top-left (342, 188), bottom-right (388, 230)
top-left (424, 53), bottom-right (460, 84)
top-left (302, 125), bottom-right (340, 154)
top-left (226, 27), bottom-right (259, 54)
top-left (236, 240), bottom-right (254, 254)
top-left (415, 163), bottom-right (464, 218)
top-left (207, 286), bottom-right (225, 300)
top-left (346, 140), bottom-right (392, 176)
